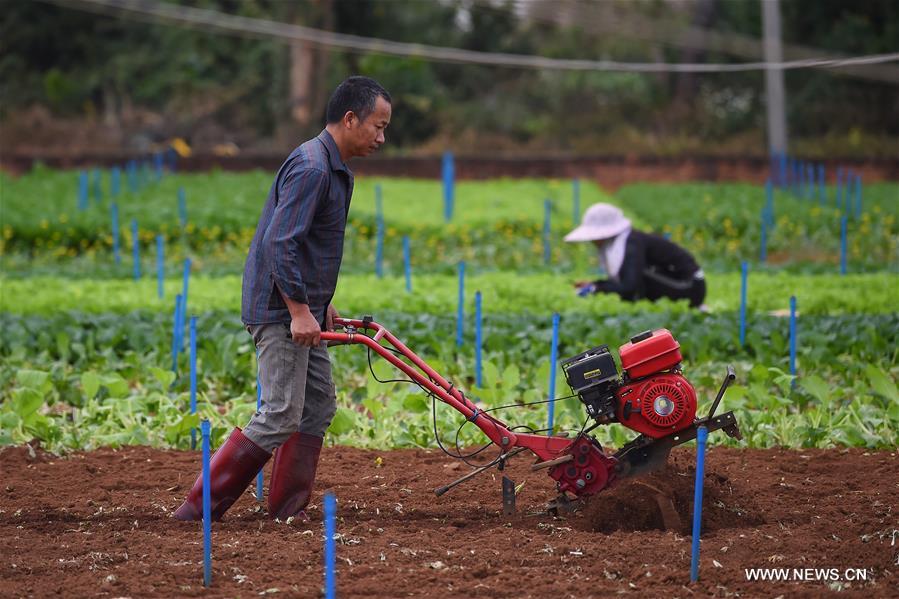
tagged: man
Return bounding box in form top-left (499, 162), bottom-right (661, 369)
top-left (174, 76), bottom-right (391, 522)
top-left (566, 203), bottom-right (706, 309)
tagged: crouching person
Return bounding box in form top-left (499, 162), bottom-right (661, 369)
top-left (174, 76), bottom-right (392, 521)
top-left (565, 203), bottom-right (707, 309)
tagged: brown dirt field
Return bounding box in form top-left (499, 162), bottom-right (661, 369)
top-left (1, 443), bottom-right (897, 598)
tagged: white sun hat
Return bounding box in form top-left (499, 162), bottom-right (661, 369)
top-left (564, 203), bottom-right (631, 242)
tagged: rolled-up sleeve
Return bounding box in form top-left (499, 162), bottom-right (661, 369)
top-left (262, 166), bottom-right (329, 305)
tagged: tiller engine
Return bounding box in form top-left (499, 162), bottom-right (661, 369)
top-left (321, 318), bottom-right (741, 511)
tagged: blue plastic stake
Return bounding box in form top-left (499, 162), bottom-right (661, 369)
top-left (764, 179), bottom-right (774, 227)
top-left (324, 492), bottom-right (336, 599)
top-left (689, 425), bottom-right (709, 583)
top-left (789, 296), bottom-right (797, 379)
top-left (759, 210), bottom-right (767, 263)
top-left (156, 235), bottom-right (164, 299)
top-left (778, 153), bottom-right (786, 188)
top-left (190, 316), bottom-right (198, 450)
top-left (403, 236), bottom-right (412, 293)
top-left (78, 171), bottom-right (89, 210)
top-left (543, 199), bottom-right (552, 266)
top-left (792, 159), bottom-right (800, 197)
top-left (836, 167), bottom-right (843, 209)
top-left (817, 164), bottom-right (826, 205)
top-left (111, 166), bottom-right (121, 197)
top-left (840, 216), bottom-right (848, 275)
top-left (805, 162), bottom-right (818, 202)
top-left (547, 313), bottom-right (560, 434)
top-left (442, 151), bottom-right (455, 222)
top-left (201, 419), bottom-right (212, 587)
top-left (131, 220), bottom-right (141, 280)
top-left (154, 152), bottom-right (164, 181)
top-left (805, 163), bottom-right (815, 200)
top-left (127, 160), bottom-right (137, 193)
top-left (843, 169), bottom-right (852, 215)
top-left (375, 184), bottom-right (384, 278)
top-left (111, 202), bottom-right (120, 264)
top-left (172, 294), bottom-right (183, 373)
top-left (475, 290), bottom-right (483, 388)
top-left (92, 169), bottom-right (102, 204)
top-left (256, 349), bottom-right (263, 501)
top-left (178, 187), bottom-right (187, 228)
top-left (572, 178), bottom-right (580, 225)
top-left (854, 174), bottom-right (862, 219)
top-left (456, 262), bottom-right (465, 347)
top-left (182, 258), bottom-right (192, 348)
top-left (374, 183), bottom-right (383, 221)
top-left (739, 261), bottom-right (748, 347)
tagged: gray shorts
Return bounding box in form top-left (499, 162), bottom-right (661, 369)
top-left (242, 323), bottom-right (337, 453)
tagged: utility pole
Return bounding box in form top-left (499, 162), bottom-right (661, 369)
top-left (761, 0), bottom-right (788, 155)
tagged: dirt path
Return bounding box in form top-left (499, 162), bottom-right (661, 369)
top-left (1, 444), bottom-right (896, 598)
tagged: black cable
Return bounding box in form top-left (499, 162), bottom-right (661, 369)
top-left (362, 341), bottom-right (583, 465)
top-left (366, 342), bottom-right (417, 385)
top-left (435, 395), bottom-right (495, 465)
top-left (365, 343), bottom-right (494, 463)
top-left (482, 393), bottom-right (578, 415)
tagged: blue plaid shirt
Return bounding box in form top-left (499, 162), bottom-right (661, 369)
top-left (241, 130), bottom-right (354, 326)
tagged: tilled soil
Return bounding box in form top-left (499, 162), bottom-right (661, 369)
top-left (1, 443), bottom-right (896, 598)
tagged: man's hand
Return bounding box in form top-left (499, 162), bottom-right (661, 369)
top-left (290, 308), bottom-right (321, 346)
top-left (277, 287), bottom-right (321, 347)
top-left (325, 304), bottom-right (340, 331)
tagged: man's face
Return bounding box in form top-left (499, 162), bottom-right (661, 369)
top-left (347, 96), bottom-right (391, 158)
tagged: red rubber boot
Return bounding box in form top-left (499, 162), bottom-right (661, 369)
top-left (173, 428), bottom-right (271, 521)
top-left (267, 432), bottom-right (323, 520)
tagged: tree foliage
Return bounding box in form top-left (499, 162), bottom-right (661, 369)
top-left (1, 0), bottom-right (896, 154)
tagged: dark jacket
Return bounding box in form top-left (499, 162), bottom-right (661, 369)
top-left (593, 230), bottom-right (702, 303)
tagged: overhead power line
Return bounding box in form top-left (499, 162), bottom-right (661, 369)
top-left (496, 0), bottom-right (899, 84)
top-left (48, 0), bottom-right (899, 75)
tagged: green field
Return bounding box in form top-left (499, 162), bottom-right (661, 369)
top-left (1, 169), bottom-right (897, 453)
top-left (3, 168), bottom-right (897, 275)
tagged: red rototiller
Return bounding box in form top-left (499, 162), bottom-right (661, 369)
top-left (322, 317), bottom-right (741, 513)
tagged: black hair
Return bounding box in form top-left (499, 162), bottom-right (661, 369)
top-left (325, 76), bottom-right (391, 124)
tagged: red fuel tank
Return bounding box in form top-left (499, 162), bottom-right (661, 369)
top-left (618, 329), bottom-right (682, 379)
